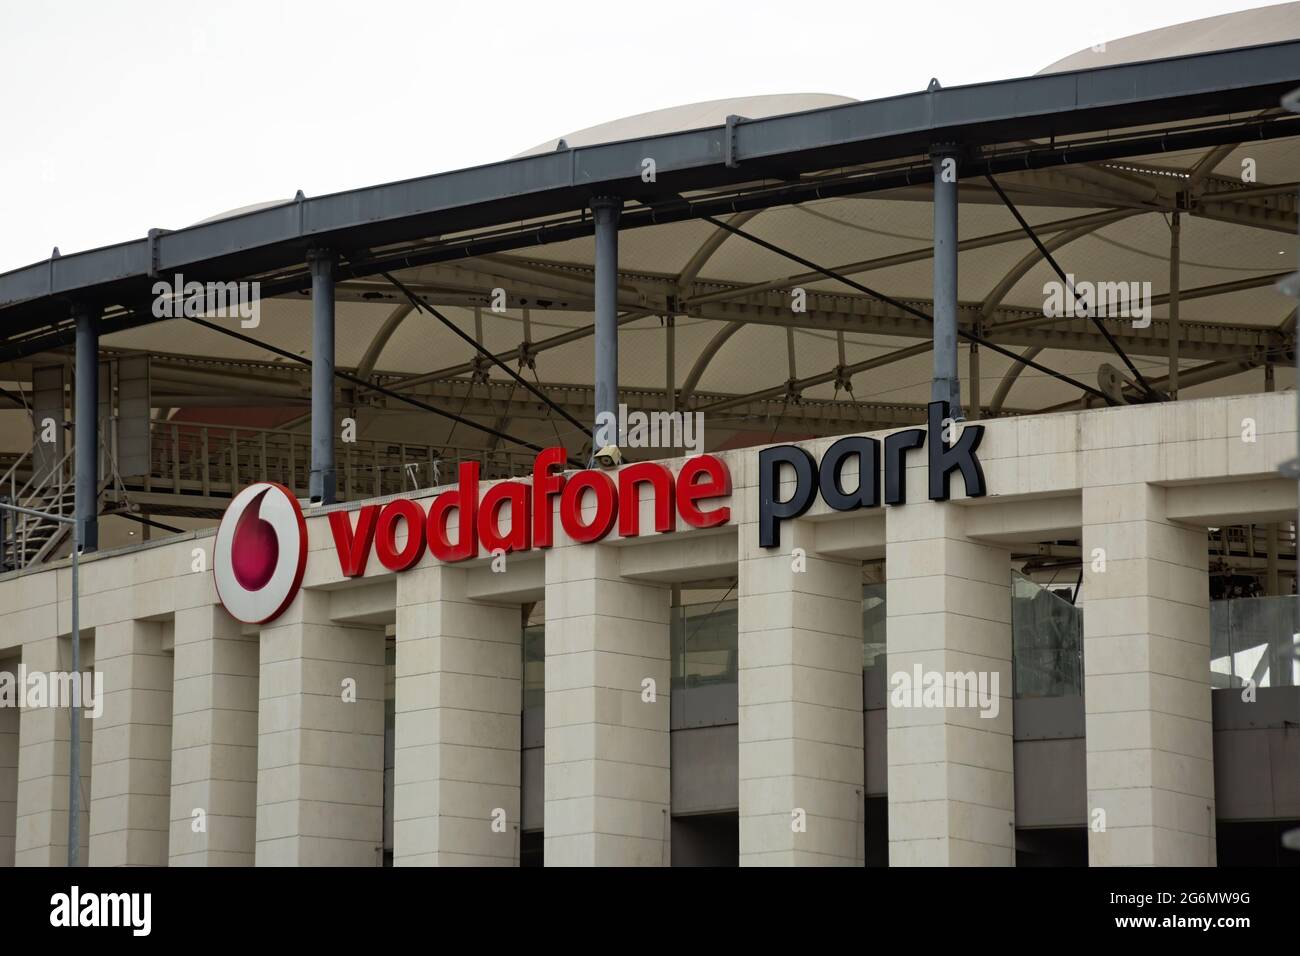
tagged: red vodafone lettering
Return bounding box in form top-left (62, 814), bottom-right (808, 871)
top-left (479, 481), bottom-right (530, 553)
top-left (618, 462), bottom-right (675, 536)
top-left (530, 447), bottom-right (566, 549)
top-left (428, 461), bottom-right (479, 562)
top-left (560, 470), bottom-right (617, 543)
top-left (678, 455), bottom-right (731, 528)
top-left (329, 505), bottom-right (379, 577)
top-left (375, 498), bottom-right (425, 571)
top-left (327, 448), bottom-right (732, 575)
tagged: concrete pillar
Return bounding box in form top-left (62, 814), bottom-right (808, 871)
top-left (930, 145), bottom-right (962, 417)
top-left (544, 544), bottom-right (672, 866)
top-left (1082, 483), bottom-right (1214, 866)
top-left (392, 565), bottom-right (521, 865)
top-left (170, 605), bottom-right (259, 866)
top-left (14, 635), bottom-right (93, 865)
top-left (308, 249), bottom-right (336, 505)
top-left (255, 591), bottom-right (385, 866)
top-left (885, 500), bottom-right (1015, 865)
top-left (738, 520), bottom-right (865, 865)
top-left (74, 303), bottom-right (99, 552)
top-left (88, 619), bottom-right (172, 866)
top-left (0, 671), bottom-right (16, 865)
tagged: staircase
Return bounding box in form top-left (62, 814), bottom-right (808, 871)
top-left (0, 443), bottom-right (75, 572)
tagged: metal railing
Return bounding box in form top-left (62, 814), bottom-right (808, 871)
top-left (1213, 523), bottom-right (1298, 559)
top-left (0, 442), bottom-right (74, 572)
top-left (134, 418), bottom-right (533, 502)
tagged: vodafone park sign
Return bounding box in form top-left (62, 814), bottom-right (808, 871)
top-left (213, 406), bottom-right (985, 624)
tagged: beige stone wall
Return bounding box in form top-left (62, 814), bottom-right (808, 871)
top-left (169, 604), bottom-right (259, 866)
top-left (885, 500), bottom-right (1015, 866)
top-left (0, 392), bottom-right (1292, 866)
top-left (89, 618), bottom-right (173, 866)
top-left (255, 591), bottom-right (386, 866)
top-left (393, 564), bottom-right (521, 865)
top-left (737, 518), bottom-right (865, 866)
top-left (544, 543), bottom-right (672, 866)
top-left (0, 661), bottom-right (17, 866)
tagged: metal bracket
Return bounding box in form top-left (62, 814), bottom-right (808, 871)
top-left (724, 115), bottom-right (747, 169)
top-left (404, 462), bottom-right (422, 490)
top-left (517, 340), bottom-right (536, 372)
top-left (147, 228), bottom-right (171, 279)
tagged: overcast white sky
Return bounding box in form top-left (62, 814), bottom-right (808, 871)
top-left (0, 0), bottom-right (1276, 273)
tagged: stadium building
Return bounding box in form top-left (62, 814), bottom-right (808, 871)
top-left (0, 5), bottom-right (1298, 867)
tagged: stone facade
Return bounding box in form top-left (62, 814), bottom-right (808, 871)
top-left (0, 394), bottom-right (1292, 865)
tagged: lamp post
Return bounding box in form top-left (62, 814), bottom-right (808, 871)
top-left (0, 498), bottom-right (81, 866)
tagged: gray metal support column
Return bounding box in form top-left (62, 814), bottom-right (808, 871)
top-left (931, 146), bottom-right (962, 416)
top-left (592, 197), bottom-right (621, 448)
top-left (666, 314), bottom-right (676, 415)
top-left (74, 303), bottom-right (99, 553)
top-left (308, 249), bottom-right (336, 504)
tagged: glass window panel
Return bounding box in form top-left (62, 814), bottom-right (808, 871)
top-left (862, 582), bottom-right (886, 671)
top-left (522, 623), bottom-right (545, 709)
top-left (672, 600), bottom-right (738, 690)
top-left (1209, 595), bottom-right (1299, 688)
top-left (1011, 570), bottom-right (1084, 699)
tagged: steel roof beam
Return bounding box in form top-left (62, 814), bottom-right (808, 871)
top-left (3, 41), bottom-right (1297, 319)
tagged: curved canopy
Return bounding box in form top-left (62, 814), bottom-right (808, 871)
top-left (2, 5), bottom-right (1298, 466)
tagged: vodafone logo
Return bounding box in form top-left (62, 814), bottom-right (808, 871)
top-left (213, 482), bottom-right (308, 624)
top-left (211, 450), bottom-right (730, 621)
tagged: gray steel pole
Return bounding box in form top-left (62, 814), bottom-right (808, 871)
top-left (309, 249), bottom-right (337, 504)
top-left (70, 304), bottom-right (92, 863)
top-left (931, 146), bottom-right (962, 416)
top-left (0, 498), bottom-right (82, 865)
top-left (592, 198), bottom-right (621, 449)
top-left (68, 523), bottom-right (80, 866)
top-left (666, 314), bottom-right (676, 416)
top-left (73, 304), bottom-right (98, 552)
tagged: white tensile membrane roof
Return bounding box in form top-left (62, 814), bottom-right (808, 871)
top-left (1038, 0), bottom-right (1300, 73)
top-left (51, 4), bottom-right (1300, 460)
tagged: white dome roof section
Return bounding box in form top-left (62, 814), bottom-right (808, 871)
top-left (191, 198), bottom-right (295, 226)
top-left (514, 93), bottom-right (856, 157)
top-left (1038, 2), bottom-right (1300, 74)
